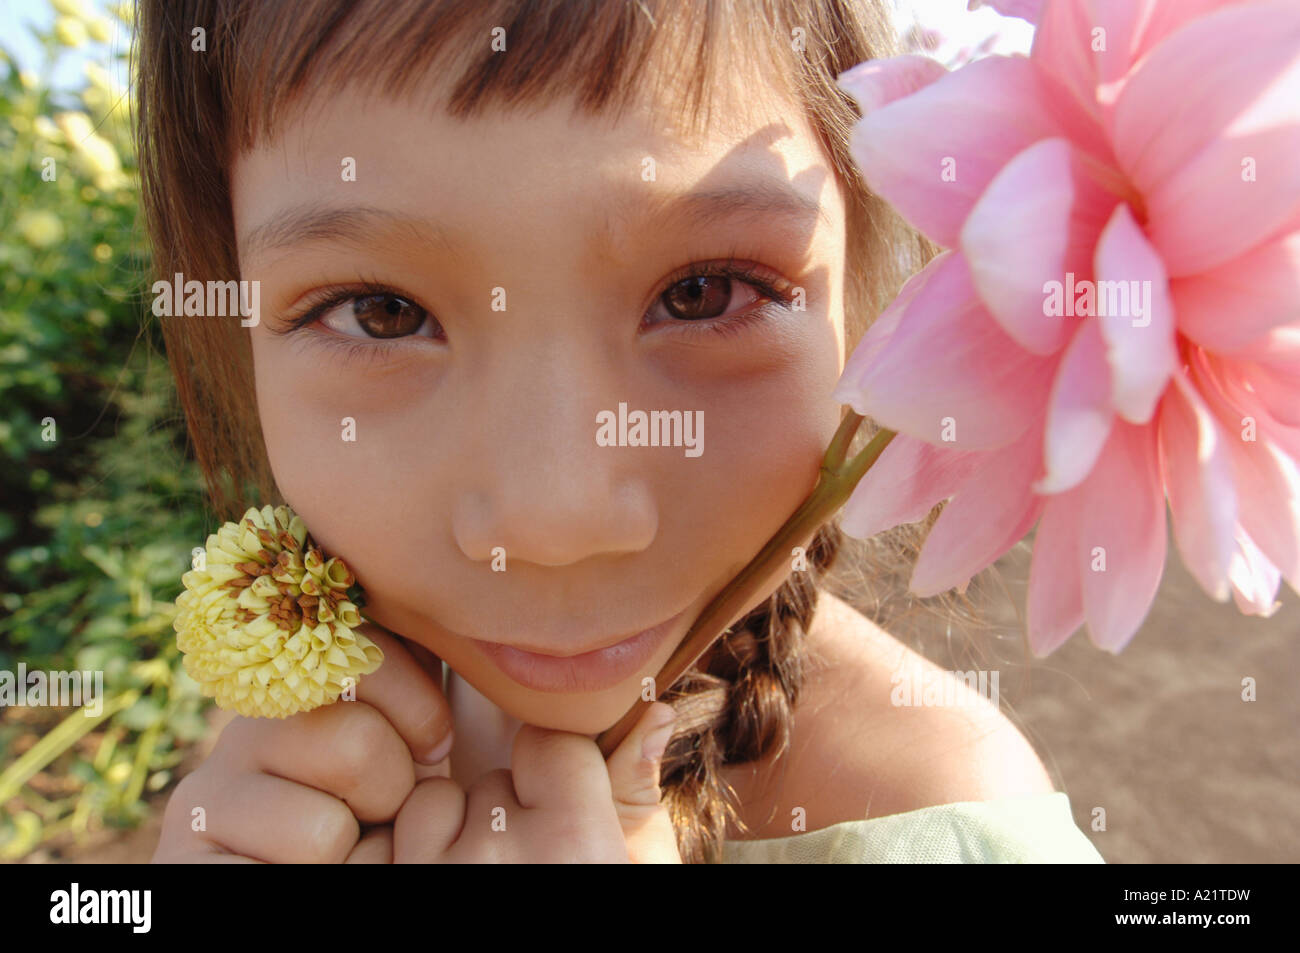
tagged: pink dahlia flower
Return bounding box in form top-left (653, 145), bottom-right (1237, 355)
top-left (968, 0), bottom-right (1047, 24)
top-left (833, 0), bottom-right (1300, 654)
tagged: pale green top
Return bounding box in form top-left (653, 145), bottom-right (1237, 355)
top-left (721, 791), bottom-right (1104, 863)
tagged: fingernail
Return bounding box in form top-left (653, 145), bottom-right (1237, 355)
top-left (641, 707), bottom-right (676, 763)
top-left (419, 729), bottom-right (454, 765)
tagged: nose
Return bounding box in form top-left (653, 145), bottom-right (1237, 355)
top-left (450, 341), bottom-right (659, 568)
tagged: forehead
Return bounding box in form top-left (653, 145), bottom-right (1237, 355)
top-left (232, 62), bottom-right (841, 269)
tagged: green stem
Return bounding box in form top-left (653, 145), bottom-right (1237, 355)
top-left (595, 417), bottom-right (896, 758)
top-left (0, 689), bottom-right (141, 807)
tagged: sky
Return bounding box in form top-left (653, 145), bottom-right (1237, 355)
top-left (891, 0), bottom-right (1035, 60)
top-left (1, 0), bottom-right (132, 93)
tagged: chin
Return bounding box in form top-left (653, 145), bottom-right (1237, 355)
top-left (490, 676), bottom-right (643, 735)
top-left (447, 655), bottom-right (638, 735)
top-left (513, 702), bottom-right (620, 737)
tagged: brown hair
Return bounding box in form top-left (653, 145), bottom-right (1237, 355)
top-left (135, 0), bottom-right (948, 863)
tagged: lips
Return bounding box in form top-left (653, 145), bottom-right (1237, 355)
top-left (470, 609), bottom-right (686, 693)
top-left (485, 628), bottom-right (654, 658)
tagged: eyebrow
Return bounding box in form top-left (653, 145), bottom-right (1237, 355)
top-left (239, 178), bottom-right (829, 261)
top-left (240, 204), bottom-right (460, 263)
top-left (617, 179), bottom-right (830, 232)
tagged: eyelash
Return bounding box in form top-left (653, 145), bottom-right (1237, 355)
top-left (271, 280), bottom-right (428, 365)
top-left (645, 260), bottom-right (796, 342)
top-left (270, 260), bottom-right (797, 359)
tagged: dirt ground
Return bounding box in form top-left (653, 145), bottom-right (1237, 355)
top-left (47, 524), bottom-right (1299, 864)
top-left (932, 527), bottom-right (1298, 864)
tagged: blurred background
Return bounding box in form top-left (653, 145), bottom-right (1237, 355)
top-left (1, 0), bottom-right (213, 863)
top-left (0, 0), bottom-right (1294, 863)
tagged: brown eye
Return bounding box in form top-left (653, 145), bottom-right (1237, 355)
top-left (352, 293), bottom-right (428, 338)
top-left (662, 275), bottom-right (733, 321)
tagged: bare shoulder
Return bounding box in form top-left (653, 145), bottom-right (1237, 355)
top-left (721, 592), bottom-right (1057, 840)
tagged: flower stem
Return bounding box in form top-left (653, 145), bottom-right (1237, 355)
top-left (595, 414), bottom-right (895, 758)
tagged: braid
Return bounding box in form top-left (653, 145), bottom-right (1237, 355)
top-left (657, 521), bottom-right (844, 863)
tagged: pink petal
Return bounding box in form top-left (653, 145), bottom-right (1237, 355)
top-left (1171, 231), bottom-right (1300, 353)
top-left (850, 55), bottom-right (1065, 248)
top-left (1211, 329), bottom-right (1300, 450)
top-left (1120, 1), bottom-right (1255, 65)
top-left (832, 252), bottom-right (1056, 449)
top-left (1031, 0), bottom-right (1138, 119)
top-left (839, 434), bottom-right (984, 540)
top-left (1036, 317), bottom-right (1114, 493)
top-left (909, 422), bottom-right (1047, 596)
top-left (969, 0), bottom-right (1045, 24)
top-left (1224, 431), bottom-right (1300, 596)
top-left (1231, 325), bottom-right (1300, 430)
top-left (1025, 487), bottom-right (1088, 657)
top-left (1242, 358), bottom-right (1300, 429)
top-left (961, 138), bottom-right (1118, 355)
top-left (1190, 348), bottom-right (1300, 592)
top-left (1206, 330), bottom-right (1300, 434)
top-left (1113, 0), bottom-right (1300, 275)
top-left (1093, 203), bottom-right (1177, 423)
top-left (837, 55), bottom-right (948, 114)
top-left (1232, 321), bottom-right (1300, 366)
top-left (1228, 525), bottom-right (1284, 616)
top-left (1079, 419), bottom-right (1167, 652)
top-left (834, 256), bottom-right (930, 395)
top-left (1157, 369), bottom-right (1238, 601)
top-left (1033, 0), bottom-right (1252, 128)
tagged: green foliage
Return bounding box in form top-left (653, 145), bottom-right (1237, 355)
top-left (0, 1), bottom-right (214, 860)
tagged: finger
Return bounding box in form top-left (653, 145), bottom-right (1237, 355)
top-left (354, 625), bottom-right (455, 766)
top-left (154, 852), bottom-right (265, 864)
top-left (605, 701), bottom-right (682, 863)
top-left (460, 767), bottom-right (525, 862)
top-left (392, 777), bottom-right (467, 863)
top-left (230, 702), bottom-right (414, 823)
top-left (510, 725), bottom-right (613, 816)
top-left (404, 638), bottom-right (447, 688)
top-left (196, 771), bottom-right (361, 863)
top-left (153, 771), bottom-right (261, 861)
top-left (346, 826), bottom-right (394, 863)
top-left (413, 757), bottom-right (452, 781)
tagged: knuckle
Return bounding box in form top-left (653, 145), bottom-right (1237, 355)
top-left (463, 769), bottom-right (511, 819)
top-left (304, 800), bottom-right (360, 863)
top-left (519, 725), bottom-right (589, 766)
top-left (210, 714), bottom-right (263, 757)
top-left (544, 813), bottom-right (587, 852)
top-left (168, 768), bottom-right (205, 805)
top-left (615, 761), bottom-right (664, 808)
top-left (329, 704), bottom-right (396, 789)
top-left (470, 769), bottom-right (625, 863)
top-left (544, 820), bottom-right (626, 863)
top-left (404, 776), bottom-right (461, 816)
top-left (156, 768), bottom-right (232, 858)
top-left (346, 826), bottom-right (394, 864)
top-left (395, 777), bottom-right (465, 862)
top-left (162, 770), bottom-right (208, 831)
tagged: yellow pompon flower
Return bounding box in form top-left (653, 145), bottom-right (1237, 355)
top-left (175, 505), bottom-right (383, 718)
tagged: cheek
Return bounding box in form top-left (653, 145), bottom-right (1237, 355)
top-left (249, 331), bottom-right (414, 567)
top-left (663, 320), bottom-right (844, 571)
top-left (249, 308), bottom-right (842, 611)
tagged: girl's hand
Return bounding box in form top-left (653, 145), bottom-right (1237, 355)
top-left (151, 625), bottom-right (454, 863)
top-left (392, 701), bottom-right (681, 863)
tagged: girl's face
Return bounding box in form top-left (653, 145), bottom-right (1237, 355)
top-left (232, 66), bottom-right (849, 734)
